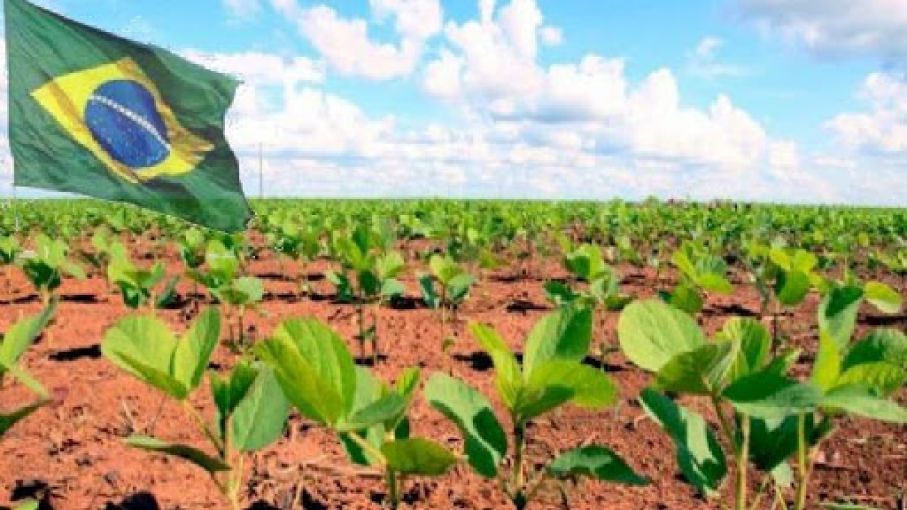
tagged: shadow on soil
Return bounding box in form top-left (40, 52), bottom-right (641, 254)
top-left (49, 344), bottom-right (102, 362)
top-left (104, 492), bottom-right (160, 510)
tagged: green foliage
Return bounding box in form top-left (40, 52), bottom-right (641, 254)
top-left (618, 293), bottom-right (907, 510)
top-left (544, 243), bottom-right (631, 310)
top-left (425, 306), bottom-right (640, 508)
top-left (17, 234), bottom-right (85, 302)
top-left (421, 254), bottom-right (475, 311)
top-left (256, 317), bottom-right (453, 509)
top-left (0, 303), bottom-right (56, 439)
top-left (101, 308), bottom-right (287, 510)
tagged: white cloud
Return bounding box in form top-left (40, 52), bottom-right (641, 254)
top-left (826, 72), bottom-right (907, 153)
top-left (539, 26), bottom-right (563, 47)
top-left (424, 1), bottom-right (772, 173)
top-left (182, 49), bottom-right (324, 87)
top-left (223, 0), bottom-right (263, 19)
top-left (273, 0), bottom-right (442, 80)
top-left (685, 36), bottom-right (750, 79)
top-left (736, 0), bottom-right (907, 61)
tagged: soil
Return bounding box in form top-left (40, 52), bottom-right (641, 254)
top-left (0, 239), bottom-right (905, 510)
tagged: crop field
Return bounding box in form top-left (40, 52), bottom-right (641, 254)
top-left (0, 199), bottom-right (905, 510)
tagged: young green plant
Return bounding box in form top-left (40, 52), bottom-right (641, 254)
top-left (189, 239), bottom-right (264, 350)
top-left (617, 299), bottom-right (907, 510)
top-left (424, 305), bottom-right (646, 509)
top-left (18, 234), bottom-right (85, 305)
top-left (256, 318), bottom-right (457, 509)
top-left (101, 309), bottom-right (289, 510)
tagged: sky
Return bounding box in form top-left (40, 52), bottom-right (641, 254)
top-left (2, 0), bottom-right (907, 204)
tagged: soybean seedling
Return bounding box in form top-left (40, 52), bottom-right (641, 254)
top-left (425, 305), bottom-right (646, 509)
top-left (101, 308), bottom-right (289, 510)
top-left (617, 299), bottom-right (907, 510)
top-left (420, 254), bottom-right (475, 348)
top-left (18, 234), bottom-right (85, 305)
top-left (0, 235), bottom-right (21, 300)
top-left (256, 318), bottom-right (457, 509)
top-left (1, 302), bottom-right (56, 436)
top-left (328, 224), bottom-right (406, 361)
top-left (189, 239), bottom-right (264, 350)
top-left (106, 242), bottom-right (178, 312)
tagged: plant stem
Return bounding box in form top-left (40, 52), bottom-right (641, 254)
top-left (736, 415), bottom-right (750, 510)
top-left (182, 400), bottom-right (225, 456)
top-left (512, 422), bottom-right (526, 503)
top-left (794, 414), bottom-right (808, 510)
top-left (346, 431), bottom-right (386, 468)
top-left (710, 395), bottom-right (739, 457)
top-left (386, 468), bottom-right (399, 509)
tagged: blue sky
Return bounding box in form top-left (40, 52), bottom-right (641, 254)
top-left (2, 0), bottom-right (907, 204)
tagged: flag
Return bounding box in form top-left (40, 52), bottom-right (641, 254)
top-left (4, 0), bottom-right (252, 232)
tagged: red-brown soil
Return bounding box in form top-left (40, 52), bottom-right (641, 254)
top-left (1, 240), bottom-right (905, 510)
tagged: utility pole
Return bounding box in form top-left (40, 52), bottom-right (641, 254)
top-left (258, 142), bottom-right (263, 200)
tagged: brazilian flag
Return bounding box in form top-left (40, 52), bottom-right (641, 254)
top-left (4, 0), bottom-right (252, 232)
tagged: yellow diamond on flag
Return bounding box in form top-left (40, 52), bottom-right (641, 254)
top-left (31, 57), bottom-right (214, 184)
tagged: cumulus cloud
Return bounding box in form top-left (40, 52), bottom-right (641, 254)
top-left (272, 0), bottom-right (442, 80)
top-left (736, 0), bottom-right (907, 61)
top-left (826, 72), bottom-right (907, 154)
top-left (685, 36), bottom-right (750, 79)
top-left (423, 1), bottom-right (776, 174)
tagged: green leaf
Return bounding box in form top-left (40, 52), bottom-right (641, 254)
top-left (668, 283), bottom-right (703, 315)
top-left (822, 385), bottom-right (907, 423)
top-left (655, 342), bottom-right (736, 395)
top-left (172, 308), bottom-right (220, 391)
top-left (864, 281), bottom-right (902, 314)
top-left (547, 445), bottom-right (648, 485)
top-left (256, 338), bottom-right (346, 426)
top-left (271, 318), bottom-right (357, 418)
top-left (12, 499), bottom-right (39, 510)
top-left (639, 389), bottom-right (726, 496)
top-left (2, 362), bottom-right (48, 399)
top-left (818, 286), bottom-right (864, 348)
top-left (823, 503), bottom-right (879, 510)
top-left (469, 322), bottom-right (522, 410)
top-left (812, 332), bottom-right (843, 392)
top-left (748, 416), bottom-right (802, 473)
top-left (723, 372), bottom-right (822, 419)
top-left (517, 361), bottom-right (617, 422)
top-left (715, 318), bottom-right (771, 382)
top-left (230, 366), bottom-right (290, 452)
top-left (381, 438), bottom-right (457, 476)
top-left (211, 362), bottom-right (259, 436)
top-left (0, 301), bottom-right (56, 369)
top-left (446, 273), bottom-right (476, 304)
top-left (430, 255), bottom-right (463, 285)
top-left (380, 278), bottom-right (405, 299)
top-left (523, 305), bottom-right (592, 376)
top-left (0, 401), bottom-right (45, 438)
top-left (835, 362), bottom-right (905, 397)
top-left (101, 314), bottom-right (179, 387)
top-left (339, 393), bottom-right (407, 432)
top-left (695, 273), bottom-right (733, 294)
top-left (424, 373), bottom-right (507, 478)
top-left (419, 274), bottom-right (439, 309)
top-left (544, 280), bottom-right (580, 306)
top-left (113, 351), bottom-right (189, 400)
top-left (339, 367), bottom-right (386, 467)
top-left (618, 300), bottom-right (706, 373)
top-left (844, 329), bottom-right (907, 370)
top-left (776, 270), bottom-right (811, 306)
top-left (125, 435), bottom-right (230, 473)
